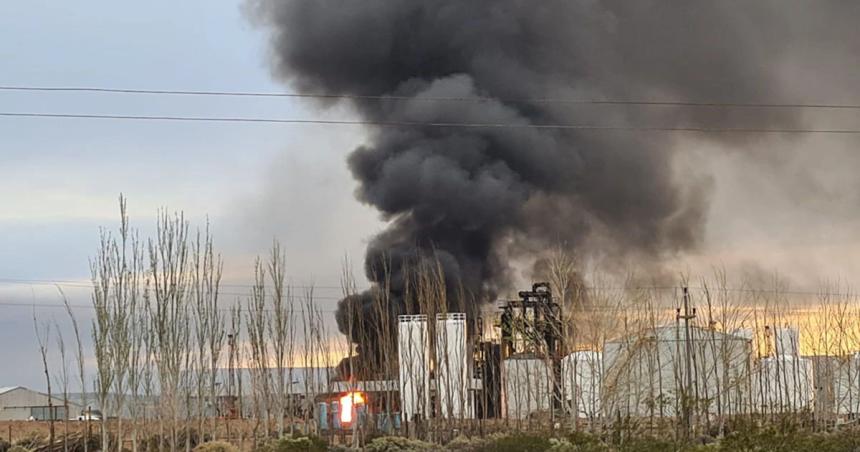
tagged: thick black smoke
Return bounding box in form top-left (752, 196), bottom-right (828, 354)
top-left (248, 1), bottom-right (816, 361)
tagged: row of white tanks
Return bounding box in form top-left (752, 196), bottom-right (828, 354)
top-left (502, 326), bottom-right (823, 419)
top-left (396, 315), bottom-right (846, 420)
top-left (398, 313), bottom-right (474, 422)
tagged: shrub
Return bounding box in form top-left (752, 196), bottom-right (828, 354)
top-left (474, 433), bottom-right (553, 452)
top-left (363, 436), bottom-right (436, 451)
top-left (566, 431), bottom-right (610, 452)
top-left (254, 434), bottom-right (328, 452)
top-left (0, 439), bottom-right (10, 452)
top-left (547, 438), bottom-right (575, 451)
top-left (193, 440), bottom-right (240, 452)
top-left (8, 446), bottom-right (32, 452)
top-left (143, 428), bottom-right (206, 451)
top-left (325, 445), bottom-right (357, 452)
top-left (615, 436), bottom-right (677, 452)
top-left (445, 435), bottom-right (492, 451)
top-left (12, 431), bottom-right (44, 450)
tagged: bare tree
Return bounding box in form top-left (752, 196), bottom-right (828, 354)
top-left (227, 303), bottom-right (245, 447)
top-left (246, 260), bottom-right (271, 444)
top-left (148, 209), bottom-right (192, 452)
top-left (91, 229), bottom-right (115, 452)
top-left (54, 323), bottom-right (70, 452)
top-left (267, 241), bottom-right (291, 438)
top-left (191, 223), bottom-right (225, 441)
top-left (60, 288), bottom-right (88, 452)
top-left (90, 195), bottom-right (144, 451)
top-left (34, 310), bottom-right (55, 446)
top-left (128, 282), bottom-right (150, 452)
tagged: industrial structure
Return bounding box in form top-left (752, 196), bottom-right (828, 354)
top-left (314, 282), bottom-right (860, 434)
top-left (0, 386), bottom-right (79, 421)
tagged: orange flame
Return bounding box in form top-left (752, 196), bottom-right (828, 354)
top-left (339, 391), bottom-right (366, 424)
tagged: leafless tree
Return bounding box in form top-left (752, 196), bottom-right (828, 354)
top-left (59, 288), bottom-right (88, 452)
top-left (90, 195), bottom-right (144, 451)
top-left (191, 223), bottom-right (225, 441)
top-left (148, 209), bottom-right (192, 452)
top-left (246, 260), bottom-right (271, 444)
top-left (54, 322), bottom-right (70, 452)
top-left (267, 241), bottom-right (291, 437)
top-left (34, 310), bottom-right (55, 446)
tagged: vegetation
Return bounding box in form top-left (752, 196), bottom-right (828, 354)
top-left (27, 196), bottom-right (860, 451)
top-left (12, 431), bottom-right (44, 450)
top-left (193, 440), bottom-right (240, 452)
top-left (254, 434), bottom-right (328, 452)
top-left (362, 436), bottom-right (436, 451)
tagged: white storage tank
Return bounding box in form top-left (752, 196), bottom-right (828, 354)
top-left (503, 355), bottom-right (552, 419)
top-left (562, 351), bottom-right (602, 418)
top-left (398, 315), bottom-right (430, 422)
top-left (830, 353), bottom-right (860, 415)
top-left (435, 313), bottom-right (473, 419)
top-left (757, 355), bottom-right (814, 412)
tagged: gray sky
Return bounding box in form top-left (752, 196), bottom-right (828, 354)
top-left (3, 0), bottom-right (860, 391)
top-left (0, 0), bottom-right (381, 390)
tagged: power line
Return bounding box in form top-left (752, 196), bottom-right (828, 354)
top-left (1, 278), bottom-right (853, 298)
top-left (0, 278), bottom-right (354, 291)
top-left (1, 285), bottom-right (857, 314)
top-left (3, 111), bottom-right (860, 135)
top-left (3, 85), bottom-right (860, 110)
top-left (0, 300), bottom-right (342, 313)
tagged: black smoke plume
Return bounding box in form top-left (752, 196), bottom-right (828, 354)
top-left (248, 1), bottom-right (819, 367)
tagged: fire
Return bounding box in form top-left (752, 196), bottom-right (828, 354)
top-left (339, 391), bottom-right (366, 424)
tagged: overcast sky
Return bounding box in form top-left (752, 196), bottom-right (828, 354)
top-left (0, 0), bottom-right (382, 390)
top-left (3, 1), bottom-right (860, 391)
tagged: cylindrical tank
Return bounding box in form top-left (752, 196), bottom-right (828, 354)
top-left (562, 351), bottom-right (603, 418)
top-left (503, 356), bottom-right (552, 419)
top-left (757, 355), bottom-right (813, 412)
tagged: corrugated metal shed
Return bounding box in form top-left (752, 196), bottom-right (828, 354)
top-left (0, 386), bottom-right (80, 421)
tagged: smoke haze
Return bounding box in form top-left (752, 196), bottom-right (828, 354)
top-left (246, 1), bottom-right (860, 351)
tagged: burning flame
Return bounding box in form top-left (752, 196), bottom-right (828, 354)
top-left (339, 391), bottom-right (366, 424)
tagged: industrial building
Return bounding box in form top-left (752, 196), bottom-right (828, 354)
top-left (318, 282), bottom-right (857, 431)
top-left (0, 386), bottom-right (80, 421)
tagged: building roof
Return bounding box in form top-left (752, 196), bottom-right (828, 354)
top-left (0, 386), bottom-right (23, 395)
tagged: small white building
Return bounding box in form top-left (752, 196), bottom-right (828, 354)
top-left (0, 386), bottom-right (80, 421)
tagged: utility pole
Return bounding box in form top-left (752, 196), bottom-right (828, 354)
top-left (676, 286), bottom-right (696, 440)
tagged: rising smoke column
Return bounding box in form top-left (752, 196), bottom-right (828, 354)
top-left (248, 1), bottom-right (803, 361)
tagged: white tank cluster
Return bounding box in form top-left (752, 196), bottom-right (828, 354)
top-left (397, 313), bottom-right (474, 422)
top-left (397, 316), bottom-right (825, 420)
